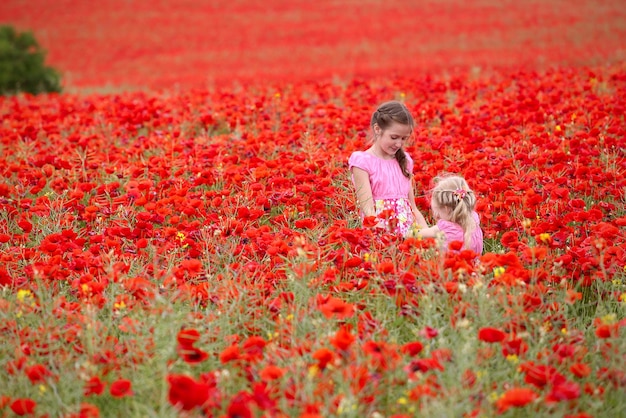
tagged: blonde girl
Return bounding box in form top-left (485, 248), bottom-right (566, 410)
top-left (419, 175), bottom-right (483, 254)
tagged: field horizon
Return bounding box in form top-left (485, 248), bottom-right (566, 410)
top-left (2, 0), bottom-right (626, 92)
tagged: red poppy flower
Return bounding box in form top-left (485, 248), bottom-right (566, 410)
top-left (401, 341), bottom-right (424, 356)
top-left (259, 364), bottom-right (285, 381)
top-left (220, 345), bottom-right (241, 363)
top-left (595, 323), bottom-right (618, 339)
top-left (330, 325), bottom-right (355, 351)
top-left (501, 337), bottom-right (528, 357)
top-left (420, 326), bottom-right (439, 339)
top-left (591, 222), bottom-right (620, 240)
top-left (406, 357), bottom-right (444, 373)
top-left (25, 364), bottom-right (51, 384)
top-left (343, 256), bottom-right (362, 268)
top-left (167, 374), bottom-right (212, 411)
top-left (495, 387), bottom-right (538, 413)
top-left (375, 261), bottom-right (395, 274)
top-left (10, 398), bottom-right (36, 416)
top-left (552, 343), bottom-right (577, 361)
top-left (227, 391), bottom-right (253, 418)
top-left (17, 220), bottom-right (33, 233)
top-left (520, 362), bottom-right (566, 388)
top-left (110, 379), bottom-right (133, 397)
top-left (251, 381), bottom-right (276, 411)
top-left (242, 336), bottom-right (267, 362)
top-left (478, 327), bottom-right (506, 343)
top-left (294, 218), bottom-right (318, 229)
top-left (570, 362), bottom-right (591, 378)
top-left (68, 403), bottom-right (100, 418)
top-left (318, 296), bottom-right (355, 319)
top-left (448, 240), bottom-right (463, 252)
top-left (362, 216), bottom-right (378, 228)
top-left (177, 346), bottom-right (210, 364)
top-left (408, 383), bottom-right (436, 401)
top-left (500, 231), bottom-right (521, 249)
top-left (546, 380), bottom-right (581, 402)
top-left (312, 348), bottom-right (335, 370)
top-left (176, 328), bottom-right (200, 347)
top-left (84, 376), bottom-right (106, 396)
top-left (6, 356), bottom-right (27, 374)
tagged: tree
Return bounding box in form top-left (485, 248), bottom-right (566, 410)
top-left (0, 25), bottom-right (62, 95)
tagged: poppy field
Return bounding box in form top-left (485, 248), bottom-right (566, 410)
top-left (2, 0), bottom-right (626, 91)
top-left (1, 1), bottom-right (626, 417)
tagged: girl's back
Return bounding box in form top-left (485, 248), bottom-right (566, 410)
top-left (437, 211), bottom-right (484, 254)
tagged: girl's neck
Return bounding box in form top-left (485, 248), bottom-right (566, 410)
top-left (435, 209), bottom-right (452, 222)
top-left (367, 146), bottom-right (395, 160)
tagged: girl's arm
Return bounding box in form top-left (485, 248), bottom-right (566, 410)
top-left (351, 167), bottom-right (376, 217)
top-left (408, 180), bottom-right (428, 228)
top-left (418, 225), bottom-right (441, 238)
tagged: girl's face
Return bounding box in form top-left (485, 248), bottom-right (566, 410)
top-left (373, 121), bottom-right (412, 159)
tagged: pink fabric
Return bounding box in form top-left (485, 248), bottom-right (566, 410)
top-left (348, 151), bottom-right (416, 236)
top-left (437, 212), bottom-right (484, 254)
top-left (372, 198), bottom-right (416, 237)
top-left (348, 151), bottom-right (414, 200)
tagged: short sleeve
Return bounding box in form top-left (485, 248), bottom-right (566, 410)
top-left (348, 152), bottom-right (371, 173)
top-left (436, 219), bottom-right (464, 245)
top-left (437, 220), bottom-right (458, 236)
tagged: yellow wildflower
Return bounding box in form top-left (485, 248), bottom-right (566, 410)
top-left (493, 267), bottom-right (505, 278)
top-left (601, 313), bottom-right (616, 325)
top-left (16, 289), bottom-right (32, 302)
top-left (538, 233), bottom-right (551, 243)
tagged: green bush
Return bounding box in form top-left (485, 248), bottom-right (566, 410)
top-left (0, 25), bottom-right (62, 95)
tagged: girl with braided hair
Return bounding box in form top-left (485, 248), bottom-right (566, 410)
top-left (348, 100), bottom-right (428, 236)
top-left (419, 175), bottom-right (484, 254)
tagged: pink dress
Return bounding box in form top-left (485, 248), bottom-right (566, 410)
top-left (437, 212), bottom-right (484, 254)
top-left (348, 151), bottom-right (417, 236)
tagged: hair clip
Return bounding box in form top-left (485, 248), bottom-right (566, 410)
top-left (453, 189), bottom-right (467, 200)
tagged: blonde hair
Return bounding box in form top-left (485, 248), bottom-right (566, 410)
top-left (430, 175), bottom-right (477, 249)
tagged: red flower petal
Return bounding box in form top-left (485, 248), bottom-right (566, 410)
top-left (10, 398), bottom-right (36, 416)
top-left (110, 379), bottom-right (133, 397)
top-left (478, 327), bottom-right (506, 343)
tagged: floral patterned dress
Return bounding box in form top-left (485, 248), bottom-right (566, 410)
top-left (348, 151), bottom-right (417, 236)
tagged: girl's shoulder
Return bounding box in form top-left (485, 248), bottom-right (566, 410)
top-left (349, 150), bottom-right (369, 159)
top-left (437, 219), bottom-right (461, 231)
top-left (348, 151), bottom-right (376, 169)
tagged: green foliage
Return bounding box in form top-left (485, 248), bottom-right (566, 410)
top-left (0, 25), bottom-right (61, 95)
